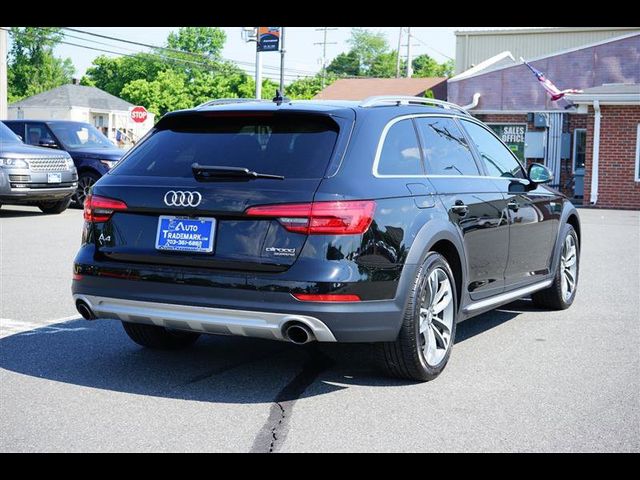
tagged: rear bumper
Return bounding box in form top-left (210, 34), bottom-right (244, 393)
top-left (71, 273), bottom-right (409, 343)
top-left (74, 293), bottom-right (337, 342)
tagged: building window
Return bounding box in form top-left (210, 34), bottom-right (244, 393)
top-left (635, 124), bottom-right (640, 182)
top-left (573, 129), bottom-right (586, 173)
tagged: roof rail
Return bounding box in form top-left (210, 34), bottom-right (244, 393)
top-left (360, 96), bottom-right (472, 116)
top-left (196, 98), bottom-right (268, 108)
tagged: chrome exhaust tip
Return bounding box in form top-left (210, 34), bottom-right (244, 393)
top-left (283, 323), bottom-right (315, 344)
top-left (76, 300), bottom-right (96, 320)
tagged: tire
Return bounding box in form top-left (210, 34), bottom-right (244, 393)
top-left (73, 171), bottom-right (101, 207)
top-left (376, 252), bottom-right (458, 382)
top-left (121, 322), bottom-right (200, 350)
top-left (38, 197), bottom-right (71, 214)
top-left (531, 224), bottom-right (579, 310)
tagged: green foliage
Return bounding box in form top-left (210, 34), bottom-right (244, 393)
top-left (7, 27), bottom-right (75, 102)
top-left (81, 27), bottom-right (260, 115)
top-left (120, 69), bottom-right (192, 116)
top-left (84, 53), bottom-right (165, 98)
top-left (167, 27), bottom-right (226, 58)
top-left (412, 54), bottom-right (455, 78)
top-left (348, 28), bottom-right (388, 74)
top-left (327, 51), bottom-right (361, 77)
top-left (325, 30), bottom-right (453, 80)
top-left (286, 74), bottom-right (337, 99)
top-left (369, 51), bottom-right (401, 78)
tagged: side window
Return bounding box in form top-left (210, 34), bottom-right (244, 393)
top-left (25, 123), bottom-right (55, 146)
top-left (376, 119), bottom-right (423, 176)
top-left (461, 120), bottom-right (526, 179)
top-left (5, 122), bottom-right (25, 141)
top-left (415, 117), bottom-right (479, 176)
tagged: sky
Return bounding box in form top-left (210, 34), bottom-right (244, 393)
top-left (48, 27), bottom-right (515, 82)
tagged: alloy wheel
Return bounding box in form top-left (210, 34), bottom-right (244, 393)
top-left (75, 175), bottom-right (96, 206)
top-left (419, 268), bottom-right (455, 366)
top-left (560, 234), bottom-right (578, 301)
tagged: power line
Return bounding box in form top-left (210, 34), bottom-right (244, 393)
top-left (4, 28), bottom-right (309, 81)
top-left (314, 27), bottom-right (337, 88)
top-left (62, 27), bottom-right (317, 76)
top-left (405, 28), bottom-right (454, 61)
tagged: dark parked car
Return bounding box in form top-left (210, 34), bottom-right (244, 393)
top-left (0, 121), bottom-right (77, 213)
top-left (3, 120), bottom-right (125, 206)
top-left (71, 96), bottom-right (581, 382)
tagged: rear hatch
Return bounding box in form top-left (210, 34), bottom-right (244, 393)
top-left (88, 109), bottom-right (352, 272)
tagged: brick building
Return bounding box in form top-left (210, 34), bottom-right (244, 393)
top-left (447, 30), bottom-right (640, 209)
top-left (566, 85), bottom-right (640, 209)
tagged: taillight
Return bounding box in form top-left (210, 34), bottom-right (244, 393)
top-left (245, 200), bottom-right (375, 235)
top-left (84, 194), bottom-right (128, 223)
top-left (293, 293), bottom-right (361, 302)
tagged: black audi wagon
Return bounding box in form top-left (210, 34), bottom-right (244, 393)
top-left (72, 95), bottom-right (580, 381)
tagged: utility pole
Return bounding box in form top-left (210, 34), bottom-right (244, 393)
top-left (395, 27), bottom-right (403, 78)
top-left (279, 28), bottom-right (285, 94)
top-left (314, 27), bottom-right (337, 88)
top-left (406, 27), bottom-right (413, 78)
top-left (0, 27), bottom-right (8, 119)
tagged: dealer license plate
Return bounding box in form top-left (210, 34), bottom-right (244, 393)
top-left (155, 216), bottom-right (215, 253)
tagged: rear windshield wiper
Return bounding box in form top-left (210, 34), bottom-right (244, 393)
top-left (191, 164), bottom-right (285, 181)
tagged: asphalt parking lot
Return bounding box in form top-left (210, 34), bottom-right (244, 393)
top-left (0, 205), bottom-right (638, 452)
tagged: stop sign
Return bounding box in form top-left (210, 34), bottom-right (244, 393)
top-left (130, 106), bottom-right (148, 123)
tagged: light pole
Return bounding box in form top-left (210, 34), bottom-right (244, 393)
top-left (279, 28), bottom-right (285, 95)
top-left (241, 27), bottom-right (261, 99)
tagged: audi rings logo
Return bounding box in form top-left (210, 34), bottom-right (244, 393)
top-left (164, 190), bottom-right (202, 207)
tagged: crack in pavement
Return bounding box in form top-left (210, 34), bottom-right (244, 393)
top-left (251, 348), bottom-right (335, 453)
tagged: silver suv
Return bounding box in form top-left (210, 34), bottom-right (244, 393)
top-left (0, 121), bottom-right (77, 214)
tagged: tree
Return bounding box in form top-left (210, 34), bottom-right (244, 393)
top-left (348, 28), bottom-right (388, 75)
top-left (167, 27), bottom-right (226, 58)
top-left (412, 54), bottom-right (455, 78)
top-left (369, 51), bottom-right (402, 78)
top-left (327, 51), bottom-right (361, 77)
top-left (7, 27), bottom-right (75, 102)
top-left (286, 74), bottom-right (337, 99)
top-left (82, 53), bottom-right (165, 98)
top-left (120, 69), bottom-right (192, 116)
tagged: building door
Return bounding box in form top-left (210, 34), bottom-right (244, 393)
top-left (573, 129), bottom-right (586, 198)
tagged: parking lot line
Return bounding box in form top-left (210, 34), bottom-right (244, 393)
top-left (0, 315), bottom-right (82, 339)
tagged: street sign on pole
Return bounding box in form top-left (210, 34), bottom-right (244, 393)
top-left (257, 27), bottom-right (281, 52)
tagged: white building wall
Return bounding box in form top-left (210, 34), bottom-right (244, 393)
top-left (455, 27), bottom-right (640, 74)
top-left (7, 106), bottom-right (73, 120)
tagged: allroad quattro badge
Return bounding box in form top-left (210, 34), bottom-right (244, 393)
top-left (265, 247), bottom-right (296, 257)
top-left (164, 190), bottom-right (202, 207)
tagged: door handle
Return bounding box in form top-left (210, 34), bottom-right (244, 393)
top-left (451, 200), bottom-right (468, 216)
top-left (507, 200), bottom-right (520, 212)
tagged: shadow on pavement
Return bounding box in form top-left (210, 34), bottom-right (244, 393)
top-left (0, 208), bottom-right (47, 218)
top-left (0, 299), bottom-right (535, 401)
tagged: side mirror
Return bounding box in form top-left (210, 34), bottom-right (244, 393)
top-left (39, 138), bottom-right (59, 149)
top-left (528, 162), bottom-right (553, 185)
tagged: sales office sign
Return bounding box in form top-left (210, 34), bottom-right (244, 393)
top-left (488, 124), bottom-right (527, 162)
